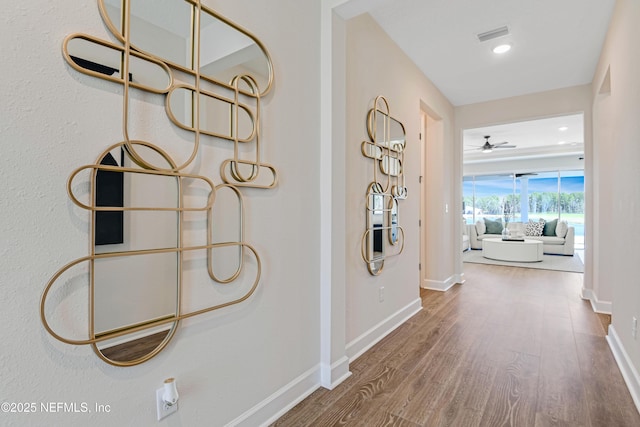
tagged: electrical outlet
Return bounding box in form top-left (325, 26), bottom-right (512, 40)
top-left (156, 387), bottom-right (178, 421)
top-left (379, 286), bottom-right (385, 302)
top-left (633, 317), bottom-right (637, 339)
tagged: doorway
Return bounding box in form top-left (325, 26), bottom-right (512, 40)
top-left (420, 108), bottom-right (450, 290)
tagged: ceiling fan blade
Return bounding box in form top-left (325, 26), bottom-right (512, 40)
top-left (494, 144), bottom-right (516, 148)
top-left (492, 141), bottom-right (510, 146)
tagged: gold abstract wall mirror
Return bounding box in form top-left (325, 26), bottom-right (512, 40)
top-left (43, 0), bottom-right (276, 366)
top-left (360, 96), bottom-right (407, 275)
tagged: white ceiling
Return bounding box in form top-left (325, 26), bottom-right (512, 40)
top-left (463, 114), bottom-right (584, 164)
top-left (337, 0), bottom-right (615, 107)
top-left (335, 0), bottom-right (613, 165)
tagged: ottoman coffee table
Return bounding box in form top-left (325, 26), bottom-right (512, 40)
top-left (482, 238), bottom-right (543, 262)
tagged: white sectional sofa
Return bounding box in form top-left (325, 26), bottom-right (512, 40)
top-left (462, 219), bottom-right (470, 251)
top-left (468, 220), bottom-right (575, 256)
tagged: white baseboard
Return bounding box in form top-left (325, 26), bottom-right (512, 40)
top-left (422, 275), bottom-right (456, 292)
top-left (581, 287), bottom-right (612, 314)
top-left (606, 325), bottom-right (640, 414)
top-left (321, 356), bottom-right (351, 390)
top-left (454, 272), bottom-right (466, 285)
top-left (229, 298), bottom-right (423, 426)
top-left (346, 298), bottom-right (422, 362)
top-left (228, 364), bottom-right (321, 427)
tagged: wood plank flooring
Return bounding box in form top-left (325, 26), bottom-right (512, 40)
top-left (98, 330), bottom-right (169, 362)
top-left (273, 263), bottom-right (640, 426)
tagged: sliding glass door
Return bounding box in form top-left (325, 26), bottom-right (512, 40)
top-left (463, 170), bottom-right (584, 248)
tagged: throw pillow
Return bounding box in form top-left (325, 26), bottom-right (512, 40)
top-left (543, 218), bottom-right (558, 236)
top-left (475, 219), bottom-right (486, 235)
top-left (556, 220), bottom-right (569, 238)
top-left (484, 218), bottom-right (503, 234)
top-left (525, 218), bottom-right (545, 236)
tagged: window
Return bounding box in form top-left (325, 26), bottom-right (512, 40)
top-left (463, 170), bottom-right (584, 248)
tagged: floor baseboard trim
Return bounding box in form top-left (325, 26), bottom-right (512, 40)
top-left (454, 272), bottom-right (466, 285)
top-left (346, 298), bottom-right (422, 362)
top-left (422, 275), bottom-right (456, 292)
top-left (606, 325), bottom-right (640, 414)
top-left (228, 364), bottom-right (321, 427)
top-left (321, 356), bottom-right (352, 390)
top-left (581, 287), bottom-right (612, 314)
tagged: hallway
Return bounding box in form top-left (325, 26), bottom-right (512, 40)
top-left (275, 264), bottom-right (639, 426)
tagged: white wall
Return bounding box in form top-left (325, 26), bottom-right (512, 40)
top-left (0, 0), bottom-right (323, 425)
top-left (344, 14), bottom-right (455, 355)
top-left (592, 0), bottom-right (640, 402)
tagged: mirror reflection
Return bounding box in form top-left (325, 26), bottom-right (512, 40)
top-left (199, 7), bottom-right (271, 92)
top-left (209, 184), bottom-right (243, 283)
top-left (367, 109), bottom-right (406, 152)
top-left (93, 144), bottom-right (180, 364)
top-left (65, 35), bottom-right (172, 93)
top-left (389, 198), bottom-right (399, 245)
top-left (167, 86), bottom-right (255, 141)
top-left (102, 0), bottom-right (193, 68)
top-left (361, 141), bottom-right (383, 160)
top-left (99, 0), bottom-right (272, 94)
top-left (366, 187), bottom-right (386, 275)
top-left (380, 155), bottom-right (402, 177)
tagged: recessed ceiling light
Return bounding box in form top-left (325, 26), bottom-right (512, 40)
top-left (558, 126), bottom-right (568, 131)
top-left (558, 141), bottom-right (567, 145)
top-left (493, 44), bottom-right (511, 54)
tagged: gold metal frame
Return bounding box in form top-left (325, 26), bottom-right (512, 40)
top-left (360, 96), bottom-right (407, 275)
top-left (165, 84), bottom-right (257, 142)
top-left (62, 33), bottom-right (173, 94)
top-left (43, 0), bottom-right (277, 366)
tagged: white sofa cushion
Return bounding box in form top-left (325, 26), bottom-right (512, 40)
top-left (475, 219), bottom-right (486, 235)
top-left (529, 235), bottom-right (566, 245)
top-left (556, 220), bottom-right (569, 238)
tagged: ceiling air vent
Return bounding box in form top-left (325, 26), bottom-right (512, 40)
top-left (476, 26), bottom-right (509, 42)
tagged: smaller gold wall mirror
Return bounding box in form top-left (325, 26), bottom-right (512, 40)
top-left (360, 96), bottom-right (407, 275)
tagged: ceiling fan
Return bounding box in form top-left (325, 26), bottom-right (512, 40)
top-left (466, 135), bottom-right (516, 153)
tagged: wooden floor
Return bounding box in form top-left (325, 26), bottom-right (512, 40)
top-left (99, 330), bottom-right (169, 362)
top-left (273, 263), bottom-right (640, 426)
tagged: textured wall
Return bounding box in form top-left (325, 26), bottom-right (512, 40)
top-left (0, 0), bottom-right (321, 425)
